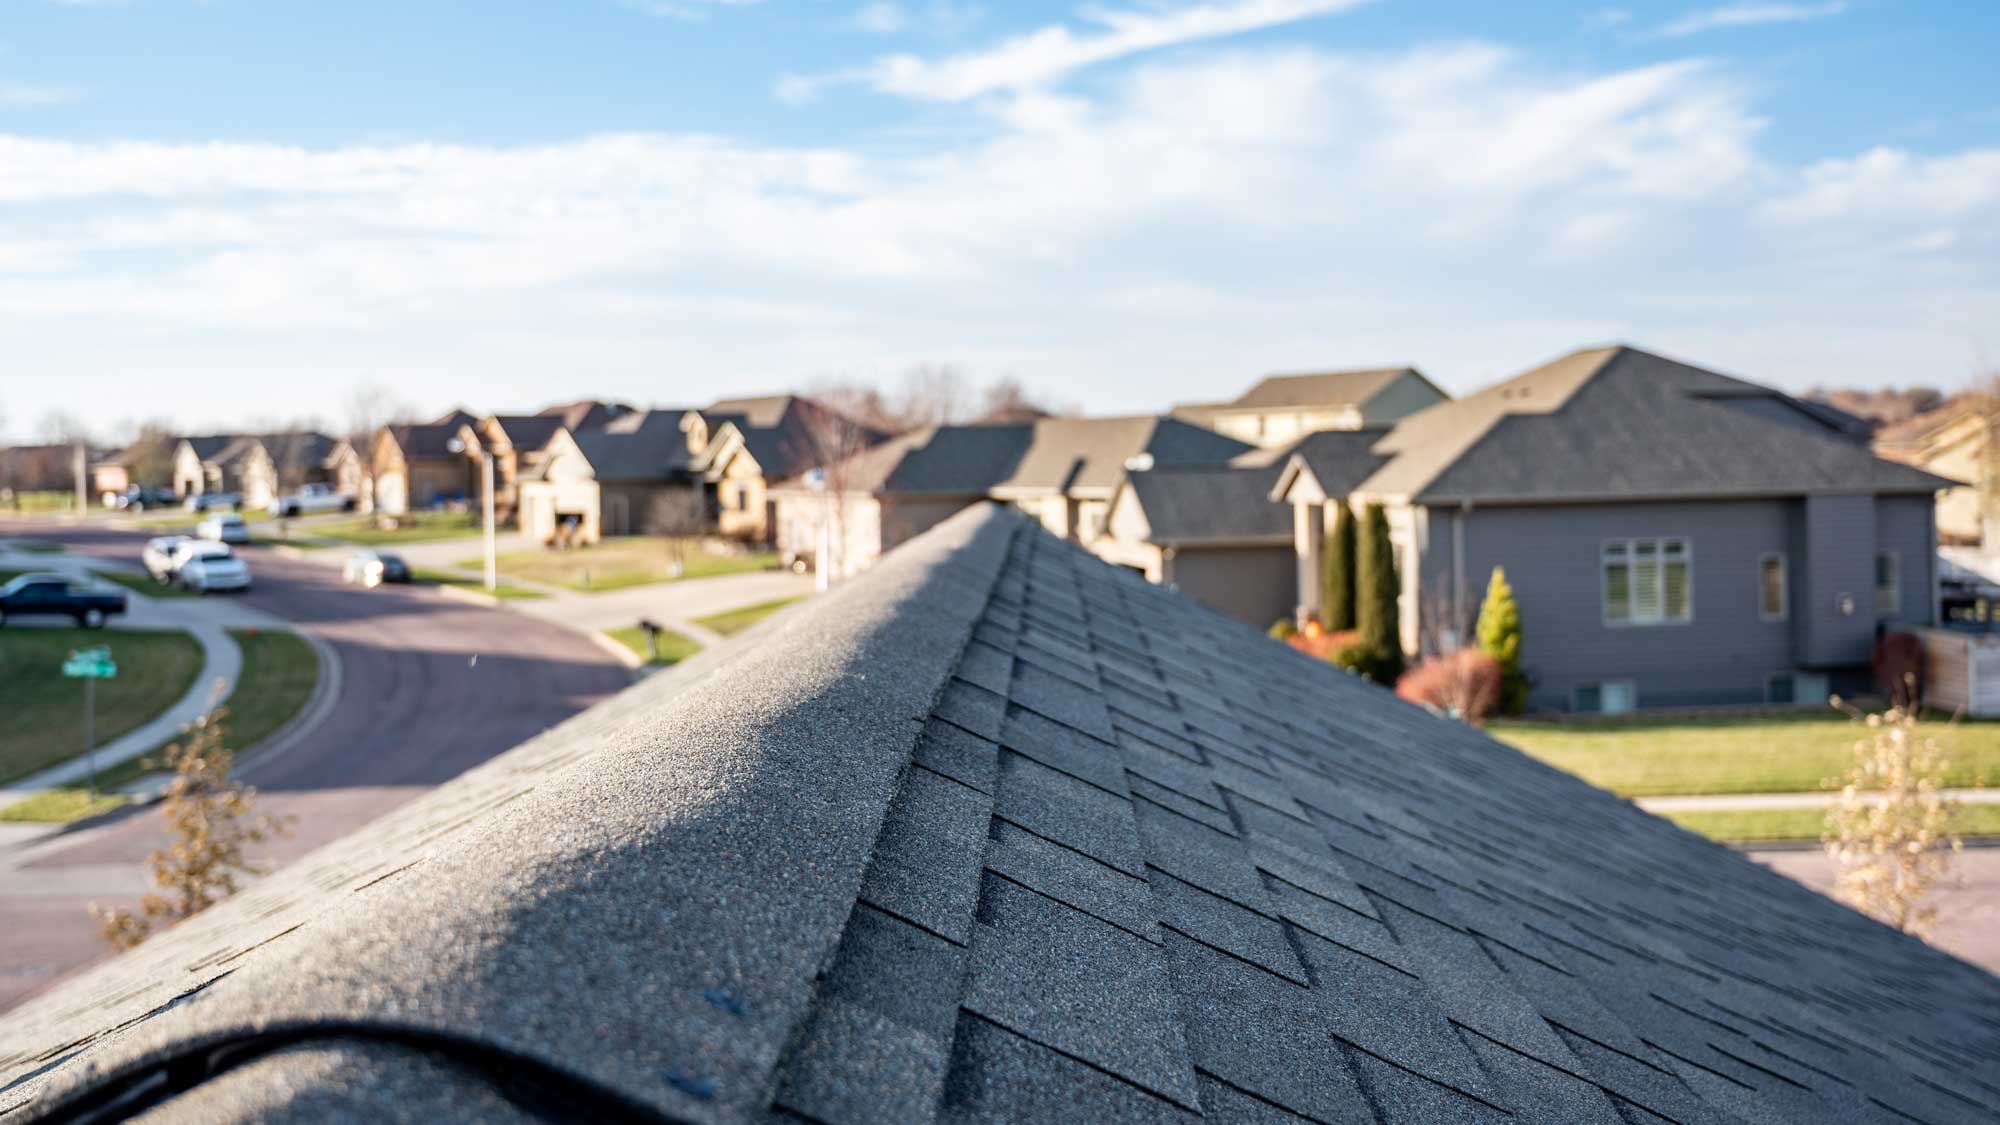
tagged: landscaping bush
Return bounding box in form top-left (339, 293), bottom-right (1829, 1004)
top-left (1476, 566), bottom-right (1526, 715)
top-left (1322, 504), bottom-right (1356, 632)
top-left (1333, 641), bottom-right (1399, 684)
top-left (1396, 650), bottom-right (1502, 722)
top-left (1268, 618), bottom-right (1298, 641)
top-left (1354, 503), bottom-right (1403, 684)
top-left (1288, 625), bottom-right (1357, 661)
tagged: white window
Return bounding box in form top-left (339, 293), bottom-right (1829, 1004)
top-left (1575, 680), bottom-right (1636, 714)
top-left (1603, 538), bottom-right (1691, 625)
top-left (1759, 553), bottom-right (1788, 622)
top-left (1876, 552), bottom-right (1900, 615)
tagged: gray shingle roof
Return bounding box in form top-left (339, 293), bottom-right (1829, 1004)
top-left (1360, 345), bottom-right (1957, 504)
top-left (994, 416), bottom-right (1254, 497)
top-left (1121, 463), bottom-right (1292, 544)
top-left (483, 415), bottom-right (568, 453)
top-left (1226, 368), bottom-right (1421, 410)
top-left (571, 426), bottom-right (696, 483)
top-left (6, 505), bottom-right (1997, 1123)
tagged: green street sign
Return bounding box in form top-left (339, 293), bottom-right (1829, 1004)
top-left (63, 648), bottom-right (117, 679)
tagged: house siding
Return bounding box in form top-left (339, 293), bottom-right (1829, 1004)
top-left (1798, 494), bottom-right (1876, 668)
top-left (1430, 499), bottom-right (1803, 711)
top-left (1166, 545), bottom-right (1295, 627)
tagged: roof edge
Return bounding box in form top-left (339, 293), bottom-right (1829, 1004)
top-left (11, 505), bottom-right (1023, 1120)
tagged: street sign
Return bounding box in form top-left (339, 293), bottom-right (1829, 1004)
top-left (62, 647), bottom-right (117, 679)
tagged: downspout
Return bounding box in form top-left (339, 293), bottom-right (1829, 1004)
top-left (1453, 502), bottom-right (1471, 643)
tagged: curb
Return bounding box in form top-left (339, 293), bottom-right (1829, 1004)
top-left (434, 583), bottom-right (501, 609)
top-left (584, 628), bottom-right (646, 671)
top-left (234, 629), bottom-right (344, 781)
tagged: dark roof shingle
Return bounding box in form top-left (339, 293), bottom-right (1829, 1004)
top-left (4, 505), bottom-right (1996, 1123)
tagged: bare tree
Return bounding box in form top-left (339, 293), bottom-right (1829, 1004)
top-left (343, 384), bottom-right (414, 511)
top-left (91, 703), bottom-right (291, 950)
top-left (36, 410), bottom-right (92, 446)
top-left (122, 421), bottom-right (180, 490)
top-left (788, 400), bottom-right (878, 583)
top-left (648, 487), bottom-right (709, 578)
top-left (1822, 700), bottom-right (1962, 937)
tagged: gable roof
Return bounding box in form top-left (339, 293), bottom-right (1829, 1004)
top-left (1357, 345), bottom-right (1957, 504)
top-left (536, 400), bottom-right (634, 432)
top-left (178, 435), bottom-right (239, 462)
top-left (569, 425), bottom-right (698, 483)
top-left (1269, 427), bottom-right (1398, 503)
top-left (700, 398), bottom-right (890, 482)
top-left (780, 424), bottom-right (1037, 496)
top-left (1117, 461), bottom-right (1293, 545)
top-left (992, 416), bottom-right (1254, 498)
top-left (704, 394), bottom-right (798, 430)
top-left (385, 422), bottom-right (474, 461)
top-left (1226, 367), bottom-right (1425, 411)
top-left (481, 414), bottom-right (568, 454)
top-left (5, 504), bottom-right (1996, 1123)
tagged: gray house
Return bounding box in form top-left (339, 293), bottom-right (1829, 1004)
top-left (1275, 345), bottom-right (1956, 712)
top-left (7, 506), bottom-right (1997, 1122)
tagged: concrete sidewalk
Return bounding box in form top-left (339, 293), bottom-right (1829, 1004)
top-left (1638, 788), bottom-right (2000, 813)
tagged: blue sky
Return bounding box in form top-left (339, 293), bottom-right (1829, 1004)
top-left (1, 0), bottom-right (1996, 437)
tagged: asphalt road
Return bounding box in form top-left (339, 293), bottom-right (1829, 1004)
top-left (0, 519), bottom-right (631, 1012)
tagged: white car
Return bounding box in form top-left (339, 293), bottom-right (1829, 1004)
top-left (178, 549), bottom-right (251, 593)
top-left (197, 513), bottom-right (250, 544)
top-left (268, 483), bottom-right (356, 517)
top-left (142, 535), bottom-right (193, 581)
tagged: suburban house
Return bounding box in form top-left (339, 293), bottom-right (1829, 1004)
top-left (1875, 398), bottom-right (1989, 546)
top-left (8, 505), bottom-right (1995, 1124)
top-left (515, 417), bottom-right (704, 544)
top-left (169, 432), bottom-right (340, 508)
top-left (690, 395), bottom-right (889, 542)
top-left (1273, 344), bottom-right (1956, 712)
top-left (770, 415), bottom-right (1251, 578)
top-left (1095, 430), bottom-right (1389, 627)
top-left (1174, 366), bottom-right (1448, 448)
top-left (476, 414), bottom-right (573, 523)
top-left (370, 418), bottom-right (482, 515)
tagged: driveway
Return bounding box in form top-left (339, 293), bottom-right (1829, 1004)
top-left (0, 520), bottom-right (631, 1013)
top-left (1750, 846), bottom-right (2000, 974)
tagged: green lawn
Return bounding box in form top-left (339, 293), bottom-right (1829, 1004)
top-left (3, 492), bottom-right (77, 514)
top-left (9, 542), bottom-right (65, 553)
top-left (311, 511), bottom-right (483, 545)
top-left (694, 596), bottom-right (804, 637)
top-left (1493, 712), bottom-right (2000, 797)
top-left (0, 628), bottom-right (319, 823)
top-left (411, 567), bottom-right (547, 600)
top-left (0, 628), bottom-right (204, 785)
top-left (1663, 803), bottom-right (2000, 843)
top-left (472, 537), bottom-right (780, 593)
top-left (604, 624), bottom-right (702, 667)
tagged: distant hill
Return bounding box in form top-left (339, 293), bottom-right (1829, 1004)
top-left (1803, 385), bottom-right (1949, 429)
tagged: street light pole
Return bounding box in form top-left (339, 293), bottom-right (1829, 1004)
top-left (481, 451), bottom-right (497, 592)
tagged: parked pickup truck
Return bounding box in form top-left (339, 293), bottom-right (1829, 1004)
top-left (267, 483), bottom-right (356, 517)
top-left (0, 573), bottom-right (128, 629)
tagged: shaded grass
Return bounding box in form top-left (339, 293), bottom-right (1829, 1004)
top-left (409, 567), bottom-right (548, 600)
top-left (0, 628), bottom-right (203, 785)
top-left (694, 596), bottom-right (805, 637)
top-left (473, 537), bottom-right (779, 592)
top-left (1492, 712), bottom-right (2000, 797)
top-left (604, 624), bottom-right (702, 667)
top-left (1664, 803), bottom-right (2000, 844)
top-left (92, 569), bottom-right (198, 599)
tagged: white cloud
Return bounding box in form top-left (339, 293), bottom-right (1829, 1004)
top-left (1651, 1), bottom-right (1845, 39)
top-left (0, 41), bottom-right (1994, 432)
top-left (617, 0), bottom-right (764, 21)
top-left (781, 0), bottom-right (1368, 103)
top-left (854, 2), bottom-right (905, 33)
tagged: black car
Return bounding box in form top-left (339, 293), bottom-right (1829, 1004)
top-left (116, 486), bottom-right (177, 512)
top-left (342, 549), bottom-right (412, 587)
top-left (0, 573), bottom-right (128, 628)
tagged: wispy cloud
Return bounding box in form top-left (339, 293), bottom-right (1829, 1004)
top-left (0, 83), bottom-right (76, 107)
top-left (618, 0), bottom-right (764, 21)
top-left (853, 2), bottom-right (905, 34)
top-left (780, 0), bottom-right (1368, 103)
top-left (1650, 1), bottom-right (1845, 39)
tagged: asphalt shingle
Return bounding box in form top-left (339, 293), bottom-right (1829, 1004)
top-left (5, 503), bottom-right (1998, 1125)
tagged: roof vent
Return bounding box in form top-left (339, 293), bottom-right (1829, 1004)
top-left (1124, 453), bottom-right (1156, 472)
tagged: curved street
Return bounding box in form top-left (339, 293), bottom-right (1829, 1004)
top-left (0, 520), bottom-right (631, 1012)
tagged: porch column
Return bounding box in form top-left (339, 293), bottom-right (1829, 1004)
top-left (1294, 501), bottom-right (1324, 626)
